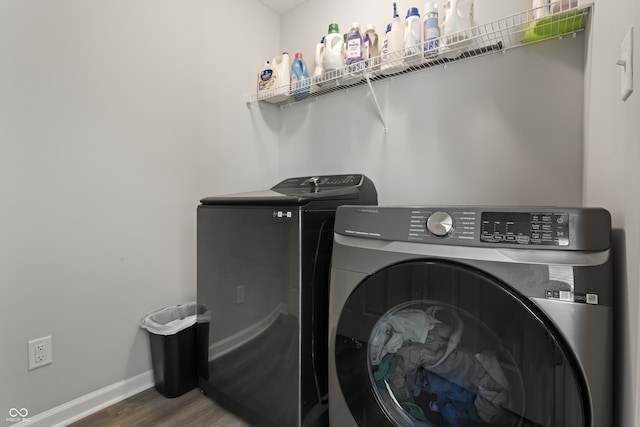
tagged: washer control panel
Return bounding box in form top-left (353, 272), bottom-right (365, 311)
top-left (410, 209), bottom-right (477, 241)
top-left (335, 206), bottom-right (611, 251)
top-left (480, 211), bottom-right (569, 246)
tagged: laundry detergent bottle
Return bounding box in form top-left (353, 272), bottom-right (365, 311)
top-left (291, 52), bottom-right (310, 100)
top-left (258, 52), bottom-right (290, 102)
top-left (257, 55), bottom-right (289, 103)
top-left (363, 24), bottom-right (380, 74)
top-left (313, 36), bottom-right (325, 84)
top-left (322, 23), bottom-right (345, 79)
top-left (381, 2), bottom-right (407, 75)
top-left (442, 0), bottom-right (474, 50)
top-left (423, 1), bottom-right (440, 57)
top-left (346, 22), bottom-right (365, 75)
top-left (404, 7), bottom-right (422, 64)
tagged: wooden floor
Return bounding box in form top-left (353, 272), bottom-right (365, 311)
top-left (67, 386), bottom-right (251, 427)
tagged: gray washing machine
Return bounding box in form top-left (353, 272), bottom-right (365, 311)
top-left (328, 206), bottom-right (612, 427)
top-left (197, 175), bottom-right (377, 427)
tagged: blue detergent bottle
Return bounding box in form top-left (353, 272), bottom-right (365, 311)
top-left (291, 52), bottom-right (310, 100)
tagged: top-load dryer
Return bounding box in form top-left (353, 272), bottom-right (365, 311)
top-left (329, 205), bottom-right (613, 427)
top-left (197, 174), bottom-right (377, 427)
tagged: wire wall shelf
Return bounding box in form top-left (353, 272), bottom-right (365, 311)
top-left (247, 1), bottom-right (590, 120)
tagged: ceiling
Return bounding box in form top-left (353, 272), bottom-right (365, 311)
top-left (258, 0), bottom-right (308, 14)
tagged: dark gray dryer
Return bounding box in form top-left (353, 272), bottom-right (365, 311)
top-left (329, 206), bottom-right (613, 427)
top-left (197, 175), bottom-right (377, 427)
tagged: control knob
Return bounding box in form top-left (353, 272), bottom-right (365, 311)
top-left (427, 211), bottom-right (454, 237)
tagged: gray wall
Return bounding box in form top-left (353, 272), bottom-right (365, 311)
top-left (583, 2), bottom-right (640, 427)
top-left (0, 0), bottom-right (280, 423)
top-left (275, 0), bottom-right (585, 207)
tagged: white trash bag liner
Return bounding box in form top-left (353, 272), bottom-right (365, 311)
top-left (139, 302), bottom-right (202, 336)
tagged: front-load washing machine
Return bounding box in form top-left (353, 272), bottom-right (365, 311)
top-left (328, 206), bottom-right (612, 427)
top-left (197, 175), bottom-right (377, 427)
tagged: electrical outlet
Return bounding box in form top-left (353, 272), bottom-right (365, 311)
top-left (28, 336), bottom-right (52, 370)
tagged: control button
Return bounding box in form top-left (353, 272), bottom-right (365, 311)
top-left (427, 211), bottom-right (454, 237)
top-left (307, 176), bottom-right (320, 191)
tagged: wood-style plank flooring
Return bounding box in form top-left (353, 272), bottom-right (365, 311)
top-left (67, 386), bottom-right (251, 427)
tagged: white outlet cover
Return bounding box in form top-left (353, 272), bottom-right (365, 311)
top-left (28, 336), bottom-right (53, 370)
top-left (620, 26), bottom-right (634, 101)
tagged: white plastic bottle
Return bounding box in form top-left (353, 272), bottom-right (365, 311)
top-left (380, 24), bottom-right (391, 72)
top-left (322, 23), bottom-right (345, 82)
top-left (257, 53), bottom-right (291, 103)
top-left (532, 0), bottom-right (550, 19)
top-left (423, 1), bottom-right (440, 58)
top-left (314, 36), bottom-right (325, 86)
top-left (442, 0), bottom-right (474, 50)
top-left (381, 2), bottom-right (407, 75)
top-left (271, 52), bottom-right (290, 100)
top-left (404, 7), bottom-right (422, 65)
top-left (363, 24), bottom-right (380, 75)
top-left (257, 60), bottom-right (276, 98)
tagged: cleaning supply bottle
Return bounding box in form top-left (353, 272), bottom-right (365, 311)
top-left (404, 7), bottom-right (422, 64)
top-left (380, 24), bottom-right (392, 73)
top-left (441, 0), bottom-right (474, 49)
top-left (313, 36), bottom-right (325, 85)
top-left (381, 3), bottom-right (407, 75)
top-left (291, 52), bottom-right (310, 100)
top-left (363, 24), bottom-right (380, 75)
top-left (423, 1), bottom-right (440, 58)
top-left (257, 60), bottom-right (276, 96)
top-left (322, 23), bottom-right (345, 80)
top-left (257, 54), bottom-right (290, 103)
top-left (346, 22), bottom-right (365, 77)
top-left (532, 0), bottom-right (550, 20)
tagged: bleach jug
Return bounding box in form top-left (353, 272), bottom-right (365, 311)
top-left (291, 52), bottom-right (310, 100)
top-left (404, 7), bottom-right (422, 64)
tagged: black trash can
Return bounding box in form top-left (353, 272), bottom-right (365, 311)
top-left (140, 303), bottom-right (210, 398)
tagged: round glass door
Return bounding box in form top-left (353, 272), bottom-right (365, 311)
top-left (334, 260), bottom-right (588, 427)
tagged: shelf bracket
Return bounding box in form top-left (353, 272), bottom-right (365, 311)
top-left (365, 74), bottom-right (388, 132)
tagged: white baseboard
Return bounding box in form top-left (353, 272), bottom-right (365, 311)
top-left (14, 370), bottom-right (154, 427)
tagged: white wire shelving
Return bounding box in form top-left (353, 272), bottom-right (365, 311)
top-left (247, 1), bottom-right (590, 130)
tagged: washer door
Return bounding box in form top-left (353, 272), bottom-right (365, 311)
top-left (335, 260), bottom-right (589, 427)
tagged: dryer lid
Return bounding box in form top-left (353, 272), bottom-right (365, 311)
top-left (199, 174), bottom-right (378, 206)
